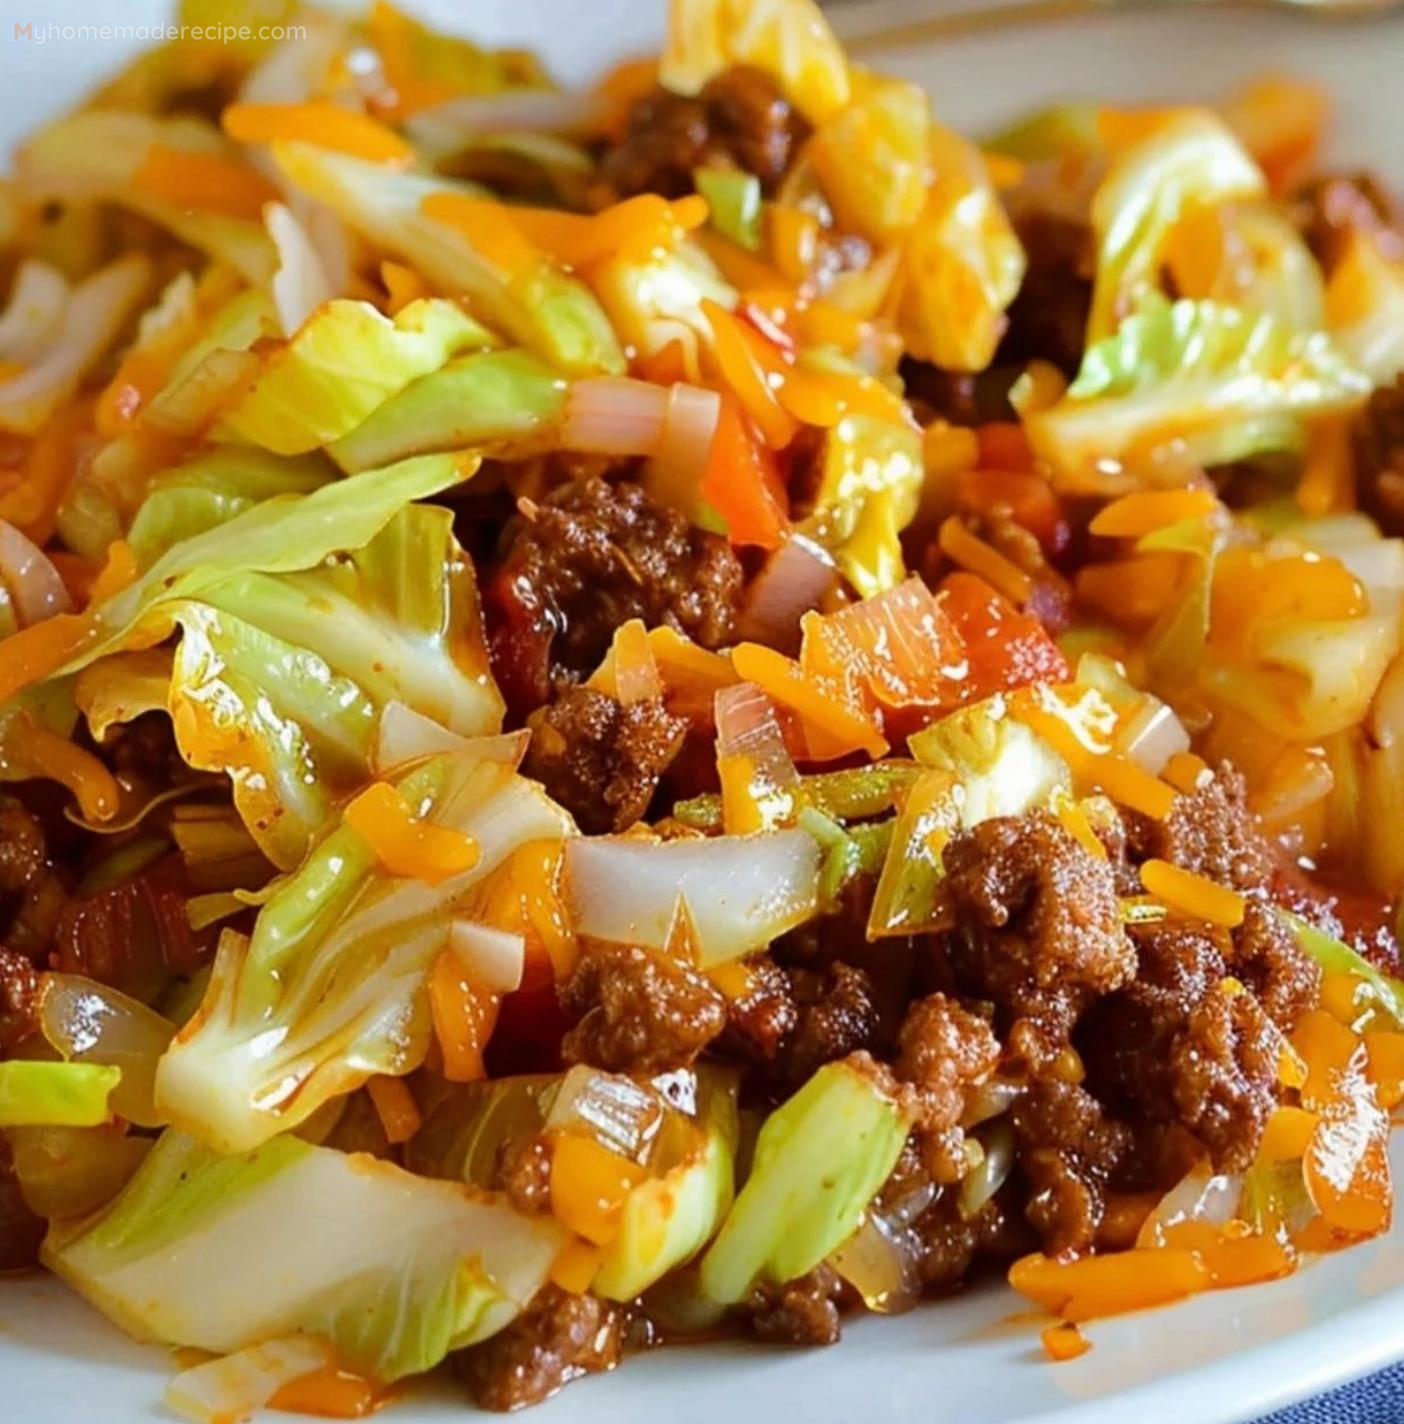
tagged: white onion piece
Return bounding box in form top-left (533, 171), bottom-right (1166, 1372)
top-left (565, 830), bottom-right (821, 968)
top-left (0, 260), bottom-right (69, 363)
top-left (408, 87), bottom-right (599, 142)
top-left (562, 376), bottom-right (672, 455)
top-left (544, 1063), bottom-right (664, 1164)
top-left (266, 200), bottom-right (334, 337)
top-left (0, 254), bottom-right (151, 435)
top-left (715, 681), bottom-right (799, 829)
top-left (40, 974), bottom-right (177, 1128)
top-left (958, 1119), bottom-right (1016, 1220)
top-left (961, 1077), bottom-right (1024, 1129)
top-left (240, 12), bottom-right (348, 105)
top-left (450, 920), bottom-right (525, 993)
top-left (0, 518), bottom-right (71, 626)
top-left (1136, 1165), bottom-right (1241, 1249)
top-left (374, 701), bottom-right (529, 775)
top-left (165, 1335), bottom-right (333, 1424)
top-left (1118, 697), bottom-right (1190, 775)
top-left (829, 1210), bottom-right (922, 1315)
top-left (737, 534), bottom-right (837, 651)
top-left (644, 382), bottom-right (720, 498)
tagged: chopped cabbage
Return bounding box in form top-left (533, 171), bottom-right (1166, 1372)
top-left (44, 1129), bottom-right (564, 1382)
top-left (270, 142), bottom-right (624, 375)
top-left (799, 415), bottom-right (923, 598)
top-left (894, 123), bottom-right (1024, 372)
top-left (155, 751), bottom-right (571, 1152)
top-left (660, 0), bottom-right (851, 125)
top-left (329, 350), bottom-right (567, 473)
top-left (1029, 296), bottom-right (1369, 484)
top-left (1087, 109), bottom-right (1265, 344)
top-left (698, 1058), bottom-right (910, 1304)
top-left (694, 169), bottom-right (762, 251)
top-left (1286, 912), bottom-right (1404, 1029)
top-left (220, 297), bottom-right (498, 455)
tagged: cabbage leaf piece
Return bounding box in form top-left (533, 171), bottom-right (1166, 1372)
top-left (44, 1129), bottom-right (564, 1382)
top-left (329, 350), bottom-right (567, 474)
top-left (1087, 109), bottom-right (1265, 344)
top-left (154, 751), bottom-right (572, 1152)
top-left (218, 297), bottom-right (499, 455)
top-left (1029, 296), bottom-right (1369, 486)
top-left (798, 414), bottom-right (923, 599)
top-left (270, 142), bottom-right (624, 376)
top-left (894, 123), bottom-right (1024, 373)
top-left (698, 1058), bottom-right (910, 1304)
top-left (127, 448), bottom-right (333, 568)
top-left (1286, 912), bottom-right (1404, 1029)
top-left (659, 0), bottom-right (851, 125)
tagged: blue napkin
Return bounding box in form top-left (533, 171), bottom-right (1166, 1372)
top-left (1258, 1363), bottom-right (1404, 1422)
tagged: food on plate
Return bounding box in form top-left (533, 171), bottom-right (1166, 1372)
top-left (2, 0), bottom-right (1404, 1415)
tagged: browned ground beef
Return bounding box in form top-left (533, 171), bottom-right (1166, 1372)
top-left (560, 943), bottom-right (727, 1072)
top-left (602, 66), bottom-right (809, 198)
top-left (0, 797), bottom-right (64, 959)
top-left (1354, 375), bottom-right (1404, 537)
top-left (771, 962), bottom-right (881, 1089)
top-left (718, 956), bottom-right (798, 1063)
top-left (456, 1285), bottom-right (628, 1411)
top-left (1010, 1078), bottom-right (1132, 1255)
top-left (1231, 898), bottom-right (1321, 1031)
top-left (495, 1135), bottom-right (554, 1215)
top-left (909, 1186), bottom-right (1030, 1291)
top-left (486, 477), bottom-right (743, 714)
top-left (1292, 171), bottom-right (1402, 269)
top-left (740, 1264), bottom-right (847, 1346)
top-left (523, 688), bottom-right (687, 833)
top-left (0, 1136), bottom-right (44, 1273)
top-left (0, 945), bottom-right (40, 1054)
top-left (1124, 764), bottom-right (1273, 894)
top-left (1080, 921), bottom-right (1278, 1173)
top-left (895, 994), bottom-right (1000, 1182)
top-left (997, 208), bottom-right (1094, 375)
top-left (939, 813), bottom-right (1135, 1069)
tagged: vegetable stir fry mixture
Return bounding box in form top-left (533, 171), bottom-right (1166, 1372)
top-left (3, 0), bottom-right (1404, 1415)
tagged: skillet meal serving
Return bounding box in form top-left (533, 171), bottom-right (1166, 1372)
top-left (3, 0), bottom-right (1404, 1416)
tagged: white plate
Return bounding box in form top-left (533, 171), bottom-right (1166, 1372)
top-left (5, 3), bottom-right (1404, 1421)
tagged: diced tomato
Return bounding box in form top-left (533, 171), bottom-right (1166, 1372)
top-left (700, 394), bottom-right (789, 550)
top-left (937, 571), bottom-right (1068, 701)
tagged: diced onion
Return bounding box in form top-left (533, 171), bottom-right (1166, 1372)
top-left (374, 700), bottom-right (528, 774)
top-left (565, 829), bottom-right (821, 967)
top-left (544, 1063), bottom-right (665, 1164)
top-left (267, 200), bottom-right (334, 337)
top-left (644, 382), bottom-right (721, 498)
top-left (408, 87), bottom-right (600, 142)
top-left (962, 1077), bottom-right (1024, 1127)
top-left (829, 1210), bottom-right (921, 1315)
top-left (562, 376), bottom-right (671, 455)
top-left (0, 254), bottom-right (151, 435)
top-left (715, 681), bottom-right (800, 833)
top-left (1118, 697), bottom-right (1190, 775)
top-left (450, 920), bottom-right (525, 994)
top-left (40, 973), bottom-right (177, 1128)
top-left (737, 535), bottom-right (837, 652)
top-left (958, 1119), bottom-right (1016, 1219)
top-left (165, 1335), bottom-right (333, 1424)
top-left (0, 518), bottom-right (71, 626)
top-left (144, 347), bottom-right (264, 436)
top-left (0, 260), bottom-right (69, 363)
top-left (1136, 1165), bottom-right (1241, 1249)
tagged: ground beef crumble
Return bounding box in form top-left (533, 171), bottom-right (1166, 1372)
top-left (486, 477), bottom-right (743, 715)
top-left (939, 812), bottom-right (1136, 1070)
top-left (740, 1264), bottom-right (848, 1346)
top-left (456, 1285), bottom-right (628, 1411)
top-left (523, 688), bottom-right (686, 833)
top-left (560, 943), bottom-right (727, 1072)
top-left (0, 1135), bottom-right (44, 1273)
top-left (1354, 375), bottom-right (1404, 538)
top-left (0, 945), bottom-right (41, 1055)
top-left (770, 962), bottom-right (882, 1090)
top-left (1292, 171), bottom-right (1403, 270)
top-left (602, 66), bottom-right (810, 198)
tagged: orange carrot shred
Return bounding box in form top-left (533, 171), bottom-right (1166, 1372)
top-left (365, 1075), bottom-right (422, 1145)
top-left (428, 950), bottom-right (499, 1083)
top-left (1040, 1322), bottom-right (1091, 1362)
top-left (1139, 859), bottom-right (1246, 927)
top-left (223, 101), bottom-right (415, 165)
top-left (132, 145), bottom-right (279, 221)
top-left (342, 781), bottom-right (479, 885)
top-left (937, 517), bottom-right (1034, 606)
